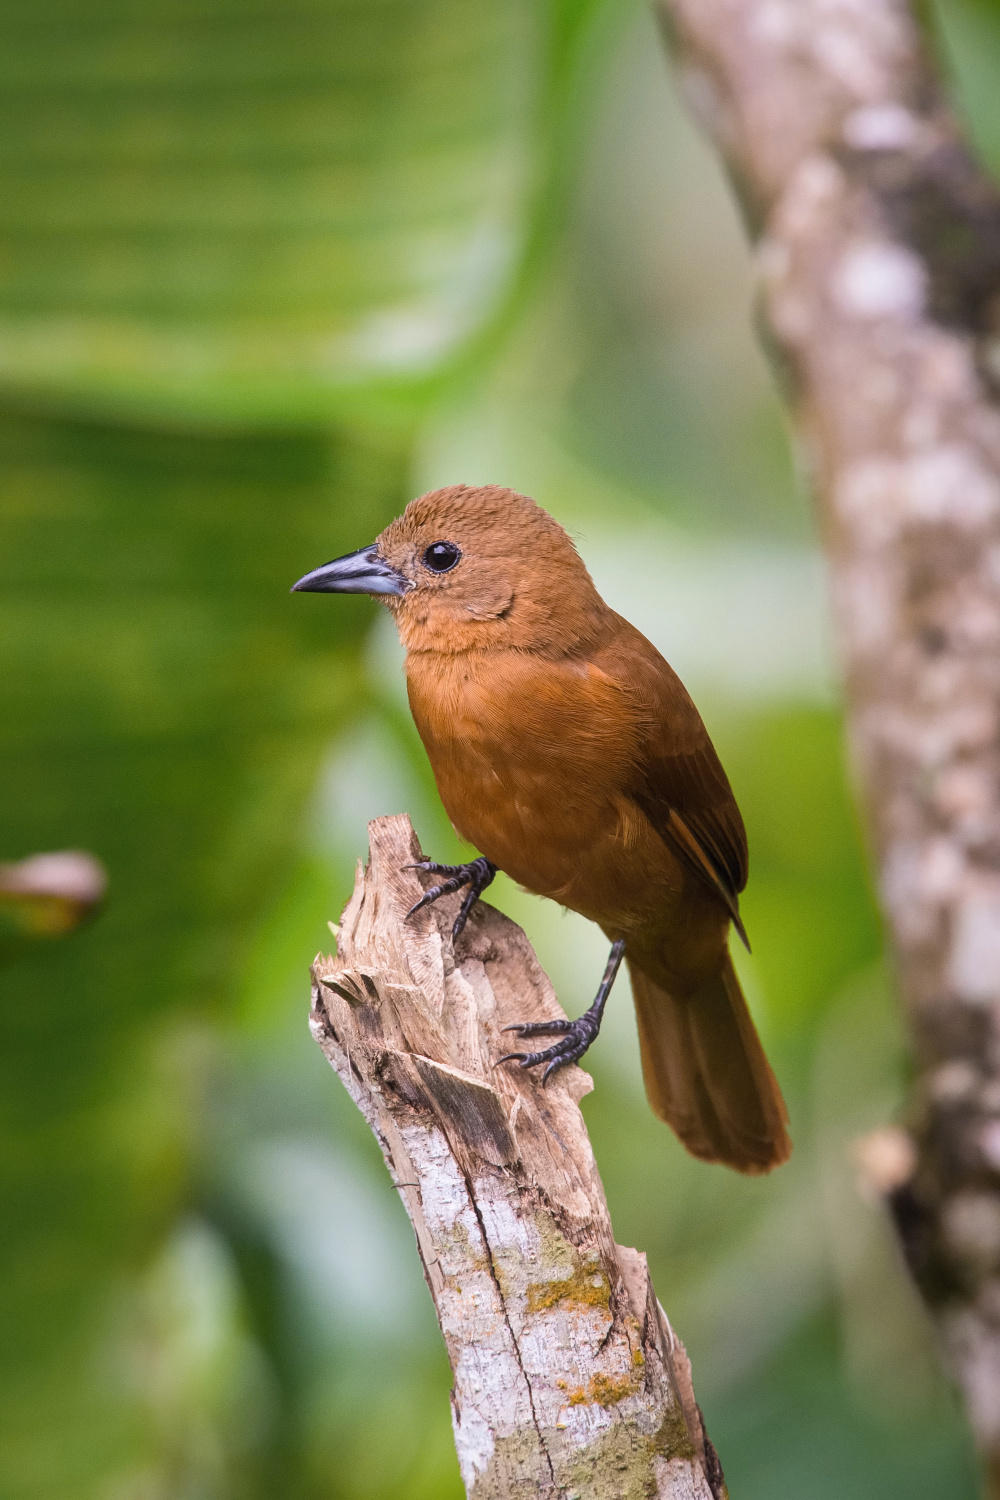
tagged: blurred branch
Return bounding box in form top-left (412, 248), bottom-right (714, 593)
top-left (656, 0), bottom-right (1000, 1488)
top-left (310, 815), bottom-right (724, 1500)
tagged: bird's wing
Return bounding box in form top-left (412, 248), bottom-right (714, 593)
top-left (590, 618), bottom-right (750, 948)
top-left (633, 749), bottom-right (750, 949)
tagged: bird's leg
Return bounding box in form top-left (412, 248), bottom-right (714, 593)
top-left (404, 856), bottom-right (497, 942)
top-left (499, 938), bottom-right (626, 1083)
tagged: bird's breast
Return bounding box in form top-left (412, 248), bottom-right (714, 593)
top-left (404, 648), bottom-right (683, 931)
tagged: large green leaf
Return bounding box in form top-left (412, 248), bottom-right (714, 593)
top-left (0, 0), bottom-right (558, 423)
top-left (0, 408), bottom-right (409, 1495)
top-left (0, 2), bottom-right (631, 1493)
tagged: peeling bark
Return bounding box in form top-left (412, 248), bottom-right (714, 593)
top-left (656, 0), bottom-right (1000, 1484)
top-left (310, 814), bottom-right (723, 1500)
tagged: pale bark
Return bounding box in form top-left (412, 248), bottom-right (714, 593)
top-left (656, 0), bottom-right (1000, 1485)
top-left (309, 814), bottom-right (724, 1500)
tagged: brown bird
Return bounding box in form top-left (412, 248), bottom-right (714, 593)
top-left (293, 484), bottom-right (791, 1174)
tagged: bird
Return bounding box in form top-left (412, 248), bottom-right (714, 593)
top-left (293, 484), bottom-right (791, 1174)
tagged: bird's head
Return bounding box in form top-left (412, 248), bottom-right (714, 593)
top-left (292, 484), bottom-right (606, 655)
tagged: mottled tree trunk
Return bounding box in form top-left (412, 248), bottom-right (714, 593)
top-left (657, 0), bottom-right (1000, 1486)
top-left (310, 815), bottom-right (724, 1500)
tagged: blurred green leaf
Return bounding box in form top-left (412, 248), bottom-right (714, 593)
top-left (0, 407), bottom-right (409, 1494)
top-left (0, 1), bottom-right (619, 1491)
top-left (930, 0), bottom-right (1000, 178)
top-left (0, 0), bottom-right (601, 425)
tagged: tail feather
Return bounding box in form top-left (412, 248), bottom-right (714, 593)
top-left (629, 954), bottom-right (791, 1174)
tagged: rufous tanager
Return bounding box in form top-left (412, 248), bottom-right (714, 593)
top-left (293, 484), bottom-right (791, 1174)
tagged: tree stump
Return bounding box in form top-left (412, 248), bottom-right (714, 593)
top-left (309, 814), bottom-right (724, 1500)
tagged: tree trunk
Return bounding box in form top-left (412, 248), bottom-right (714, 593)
top-left (657, 0), bottom-right (1000, 1486)
top-left (310, 814), bottom-right (725, 1500)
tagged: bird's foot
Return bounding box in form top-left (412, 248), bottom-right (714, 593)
top-left (498, 1012), bottom-right (601, 1083)
top-left (498, 938), bottom-right (625, 1084)
top-left (404, 856), bottom-right (497, 942)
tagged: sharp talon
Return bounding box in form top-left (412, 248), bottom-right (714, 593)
top-left (401, 855), bottom-right (497, 941)
top-left (497, 1022), bottom-right (594, 1077)
top-left (496, 938), bottom-right (622, 1083)
top-left (405, 891), bottom-right (437, 920)
top-left (501, 1019), bottom-right (572, 1037)
top-left (506, 1046), bottom-right (559, 1069)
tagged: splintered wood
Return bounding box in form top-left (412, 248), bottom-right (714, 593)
top-left (309, 815), bottom-right (723, 1500)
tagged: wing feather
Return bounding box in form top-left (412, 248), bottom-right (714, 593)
top-left (590, 618), bottom-right (750, 947)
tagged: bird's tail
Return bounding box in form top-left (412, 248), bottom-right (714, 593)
top-left (629, 953), bottom-right (791, 1174)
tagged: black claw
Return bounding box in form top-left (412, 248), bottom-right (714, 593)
top-left (452, 883), bottom-right (482, 942)
top-left (501, 1019), bottom-right (572, 1037)
top-left (403, 861), bottom-right (461, 885)
top-left (498, 1020), bottom-right (598, 1080)
top-left (403, 856), bottom-right (497, 940)
top-left (406, 875), bottom-right (466, 920)
top-left (497, 939), bottom-right (625, 1085)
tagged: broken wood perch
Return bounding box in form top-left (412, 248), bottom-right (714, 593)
top-left (309, 814), bottom-right (725, 1500)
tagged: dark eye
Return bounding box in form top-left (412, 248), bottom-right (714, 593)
top-left (422, 540), bottom-right (461, 573)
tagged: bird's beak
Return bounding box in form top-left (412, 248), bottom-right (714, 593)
top-left (290, 544), bottom-right (411, 597)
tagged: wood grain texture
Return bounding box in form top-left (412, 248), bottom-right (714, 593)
top-left (309, 814), bottom-right (724, 1500)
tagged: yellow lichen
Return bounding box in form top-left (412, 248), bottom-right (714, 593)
top-left (589, 1371), bottom-right (641, 1407)
top-left (561, 1368), bottom-right (644, 1410)
top-left (525, 1261), bottom-right (611, 1314)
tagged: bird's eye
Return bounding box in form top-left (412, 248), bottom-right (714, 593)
top-left (422, 541), bottom-right (461, 573)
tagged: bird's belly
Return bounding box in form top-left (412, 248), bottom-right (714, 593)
top-left (404, 640), bottom-right (735, 994)
top-left (432, 744), bottom-right (680, 935)
top-left (406, 649), bottom-right (704, 944)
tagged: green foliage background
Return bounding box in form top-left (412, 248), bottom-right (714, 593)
top-left (0, 1), bottom-right (997, 1496)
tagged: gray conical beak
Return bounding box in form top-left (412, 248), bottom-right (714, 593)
top-left (291, 544), bottom-right (411, 597)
